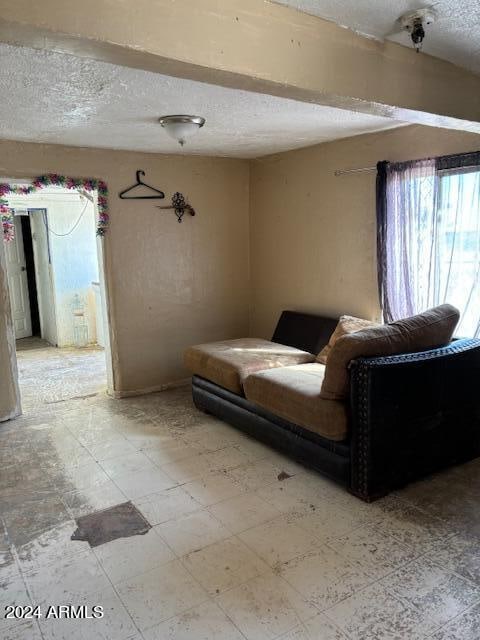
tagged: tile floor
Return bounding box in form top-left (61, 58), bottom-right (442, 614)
top-left (1, 341), bottom-right (480, 639)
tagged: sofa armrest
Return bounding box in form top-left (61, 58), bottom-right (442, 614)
top-left (349, 338), bottom-right (480, 501)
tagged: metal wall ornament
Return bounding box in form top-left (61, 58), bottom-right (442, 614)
top-left (157, 192), bottom-right (195, 223)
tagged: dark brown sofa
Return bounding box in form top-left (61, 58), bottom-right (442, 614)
top-left (185, 310), bottom-right (480, 501)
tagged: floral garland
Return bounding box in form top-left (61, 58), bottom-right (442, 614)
top-left (0, 174), bottom-right (109, 242)
top-left (1, 199), bottom-right (14, 243)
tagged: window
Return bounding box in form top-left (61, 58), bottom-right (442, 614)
top-left (377, 152), bottom-right (480, 337)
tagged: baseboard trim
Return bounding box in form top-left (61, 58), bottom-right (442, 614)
top-left (111, 378), bottom-right (190, 399)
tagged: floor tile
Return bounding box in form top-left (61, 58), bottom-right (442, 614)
top-left (74, 426), bottom-right (122, 449)
top-left (239, 515), bottom-right (320, 567)
top-left (113, 468), bottom-right (176, 500)
top-left (62, 481), bottom-right (127, 518)
top-left (181, 421), bottom-right (246, 451)
top-left (87, 437), bottom-right (139, 462)
top-left (384, 556), bottom-right (480, 628)
top-left (183, 471), bottom-right (247, 507)
top-left (0, 529), bottom-right (19, 580)
top-left (116, 559), bottom-right (208, 631)
top-left (256, 483), bottom-right (322, 517)
top-left (0, 575), bottom-right (31, 633)
top-left (216, 571), bottom-right (316, 640)
top-left (57, 460), bottom-right (112, 492)
top-left (209, 492), bottom-right (281, 534)
top-left (100, 451), bottom-right (156, 479)
top-left (279, 546), bottom-right (373, 610)
top-left (142, 441), bottom-right (206, 466)
top-left (160, 453), bottom-right (217, 483)
top-left (424, 533), bottom-right (480, 584)
top-left (276, 473), bottom-right (343, 509)
top-left (430, 602), bottom-right (480, 640)
top-left (261, 451), bottom-right (306, 477)
top-left (397, 474), bottom-right (477, 530)
top-left (16, 520), bottom-right (90, 573)
top-left (291, 503), bottom-right (363, 541)
top-left (2, 494), bottom-right (72, 548)
top-left (201, 446), bottom-right (253, 472)
top-left (278, 613), bottom-right (349, 640)
top-left (94, 527), bottom-right (175, 583)
top-left (155, 510), bottom-right (230, 556)
top-left (230, 460), bottom-right (285, 491)
top-left (182, 536), bottom-right (270, 595)
top-left (46, 443), bottom-right (95, 470)
top-left (369, 495), bottom-right (456, 553)
top-left (232, 438), bottom-right (274, 462)
top-left (135, 486), bottom-right (202, 525)
top-left (133, 485), bottom-right (203, 526)
top-left (142, 600), bottom-right (245, 640)
top-left (327, 522), bottom-right (418, 580)
top-left (3, 621), bottom-right (42, 640)
top-left (120, 423), bottom-right (180, 450)
top-left (24, 550), bottom-right (110, 606)
top-left (39, 584), bottom-right (137, 640)
top-left (325, 582), bottom-right (436, 639)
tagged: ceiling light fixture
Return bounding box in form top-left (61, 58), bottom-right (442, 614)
top-left (399, 8), bottom-right (437, 52)
top-left (158, 115), bottom-right (206, 147)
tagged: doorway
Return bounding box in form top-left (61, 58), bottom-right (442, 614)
top-left (3, 185), bottom-right (112, 411)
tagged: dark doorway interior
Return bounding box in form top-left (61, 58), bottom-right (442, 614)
top-left (20, 216), bottom-right (40, 336)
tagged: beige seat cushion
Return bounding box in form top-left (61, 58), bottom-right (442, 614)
top-left (184, 338), bottom-right (315, 395)
top-left (317, 315), bottom-right (380, 364)
top-left (244, 363), bottom-right (348, 441)
top-left (320, 304), bottom-right (460, 400)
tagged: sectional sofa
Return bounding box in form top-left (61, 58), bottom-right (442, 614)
top-left (184, 307), bottom-right (480, 501)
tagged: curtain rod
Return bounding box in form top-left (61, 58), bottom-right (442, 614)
top-left (334, 166), bottom-right (376, 176)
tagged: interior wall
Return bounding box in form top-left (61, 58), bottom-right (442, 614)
top-left (0, 139), bottom-right (250, 394)
top-left (38, 191), bottom-right (98, 348)
top-left (249, 124), bottom-right (480, 338)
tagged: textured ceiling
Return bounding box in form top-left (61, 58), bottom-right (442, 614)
top-left (271, 0), bottom-right (480, 74)
top-left (0, 44), bottom-right (406, 159)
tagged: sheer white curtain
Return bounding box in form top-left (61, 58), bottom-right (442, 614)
top-left (378, 154), bottom-right (480, 337)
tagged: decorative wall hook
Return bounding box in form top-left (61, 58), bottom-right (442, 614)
top-left (156, 192), bottom-right (195, 223)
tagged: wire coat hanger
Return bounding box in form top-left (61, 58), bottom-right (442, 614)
top-left (119, 170), bottom-right (165, 200)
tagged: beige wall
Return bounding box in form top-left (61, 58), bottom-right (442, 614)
top-left (249, 125), bottom-right (480, 338)
top-left (0, 140), bottom-right (250, 394)
top-left (2, 123), bottom-right (479, 402)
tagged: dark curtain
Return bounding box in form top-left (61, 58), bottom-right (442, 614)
top-left (376, 160), bottom-right (389, 320)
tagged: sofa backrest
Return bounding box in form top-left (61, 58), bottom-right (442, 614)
top-left (271, 310), bottom-right (338, 355)
top-left (320, 304), bottom-right (460, 400)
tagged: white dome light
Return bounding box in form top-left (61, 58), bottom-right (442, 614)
top-left (158, 115), bottom-right (206, 146)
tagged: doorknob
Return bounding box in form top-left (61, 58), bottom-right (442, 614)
top-left (21, 266), bottom-right (26, 271)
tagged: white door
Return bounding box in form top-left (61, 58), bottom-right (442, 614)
top-left (4, 216), bottom-right (32, 339)
top-left (30, 210), bottom-right (58, 346)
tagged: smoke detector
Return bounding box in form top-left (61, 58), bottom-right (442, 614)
top-left (399, 7), bottom-right (437, 52)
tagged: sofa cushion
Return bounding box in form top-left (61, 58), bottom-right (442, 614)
top-left (184, 338), bottom-right (315, 395)
top-left (316, 315), bottom-right (380, 364)
top-left (320, 304), bottom-right (460, 400)
top-left (244, 363), bottom-right (348, 441)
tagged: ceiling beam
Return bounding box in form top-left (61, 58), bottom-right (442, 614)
top-left (0, 0), bottom-right (479, 132)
